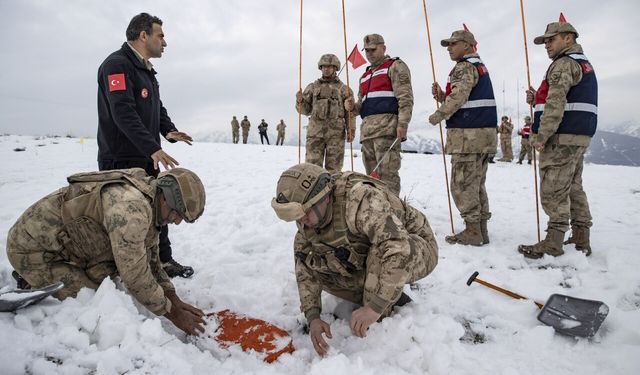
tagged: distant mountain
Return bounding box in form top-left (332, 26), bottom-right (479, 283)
top-left (586, 130), bottom-right (640, 167)
top-left (607, 121), bottom-right (640, 139)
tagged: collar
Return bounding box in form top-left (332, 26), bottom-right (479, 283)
top-left (127, 42), bottom-right (154, 71)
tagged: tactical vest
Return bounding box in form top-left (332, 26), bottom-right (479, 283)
top-left (520, 123), bottom-right (531, 139)
top-left (532, 53), bottom-right (598, 136)
top-left (310, 78), bottom-right (347, 122)
top-left (445, 57), bottom-right (497, 129)
top-left (359, 58), bottom-right (399, 119)
top-left (57, 168), bottom-right (156, 271)
top-left (296, 172), bottom-right (404, 277)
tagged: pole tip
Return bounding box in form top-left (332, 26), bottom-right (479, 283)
top-left (466, 271), bottom-right (479, 286)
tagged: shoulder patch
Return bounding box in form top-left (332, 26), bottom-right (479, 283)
top-left (107, 73), bottom-right (126, 92)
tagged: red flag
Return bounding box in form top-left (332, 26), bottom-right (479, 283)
top-left (559, 12), bottom-right (567, 22)
top-left (462, 23), bottom-right (478, 52)
top-left (107, 73), bottom-right (126, 92)
top-left (370, 170), bottom-right (379, 179)
top-left (347, 44), bottom-right (367, 69)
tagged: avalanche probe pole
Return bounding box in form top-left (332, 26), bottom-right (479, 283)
top-left (297, 0), bottom-right (304, 163)
top-left (518, 0), bottom-right (541, 241)
top-left (341, 0), bottom-right (354, 171)
top-left (421, 0), bottom-right (455, 234)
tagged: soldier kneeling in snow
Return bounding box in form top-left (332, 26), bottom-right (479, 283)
top-left (271, 163), bottom-right (439, 356)
top-left (6, 168), bottom-right (206, 335)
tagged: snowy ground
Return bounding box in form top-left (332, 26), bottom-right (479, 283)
top-left (0, 134), bottom-right (639, 375)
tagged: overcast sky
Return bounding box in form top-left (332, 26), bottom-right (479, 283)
top-left (0, 0), bottom-right (638, 140)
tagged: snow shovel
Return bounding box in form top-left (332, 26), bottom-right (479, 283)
top-left (466, 271), bottom-right (609, 338)
top-left (0, 281), bottom-right (64, 312)
top-left (205, 310), bottom-right (294, 363)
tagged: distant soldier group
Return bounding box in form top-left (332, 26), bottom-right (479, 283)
top-left (231, 116), bottom-right (287, 146)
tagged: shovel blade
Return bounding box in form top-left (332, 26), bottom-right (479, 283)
top-left (0, 282), bottom-right (64, 312)
top-left (537, 294), bottom-right (609, 338)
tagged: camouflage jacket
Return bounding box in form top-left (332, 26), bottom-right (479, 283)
top-left (536, 43), bottom-right (591, 147)
top-left (8, 169), bottom-right (174, 315)
top-left (297, 76), bottom-right (354, 139)
top-left (498, 120), bottom-right (513, 138)
top-left (439, 54), bottom-right (497, 154)
top-left (241, 119), bottom-right (251, 132)
top-left (293, 172), bottom-right (431, 321)
top-left (277, 122), bottom-right (286, 134)
top-left (231, 119), bottom-right (240, 131)
top-left (353, 56), bottom-right (413, 141)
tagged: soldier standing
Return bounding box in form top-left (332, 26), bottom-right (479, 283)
top-left (517, 115), bottom-right (533, 164)
top-left (518, 20), bottom-right (597, 258)
top-left (241, 115), bottom-right (251, 144)
top-left (258, 119), bottom-right (270, 145)
top-left (231, 116), bottom-right (240, 144)
top-left (428, 30), bottom-right (498, 246)
top-left (344, 34), bottom-right (413, 195)
top-left (6, 168), bottom-right (207, 335)
top-left (296, 54), bottom-right (354, 173)
top-left (271, 163), bottom-right (438, 356)
top-left (497, 116), bottom-right (514, 162)
top-left (276, 119), bottom-right (286, 145)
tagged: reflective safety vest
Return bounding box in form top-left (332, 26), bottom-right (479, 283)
top-left (445, 57), bottom-right (497, 129)
top-left (532, 53), bottom-right (598, 136)
top-left (359, 58), bottom-right (399, 119)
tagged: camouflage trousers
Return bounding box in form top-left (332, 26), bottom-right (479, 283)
top-left (312, 232), bottom-right (438, 316)
top-left (276, 132), bottom-right (285, 145)
top-left (450, 153), bottom-right (491, 223)
top-left (242, 132), bottom-right (249, 144)
top-left (500, 137), bottom-right (513, 160)
top-left (232, 130), bottom-right (239, 144)
top-left (539, 144), bottom-right (592, 233)
top-left (6, 226), bottom-right (116, 300)
top-left (361, 136), bottom-right (401, 195)
top-left (305, 135), bottom-right (345, 174)
top-left (518, 139), bottom-right (533, 162)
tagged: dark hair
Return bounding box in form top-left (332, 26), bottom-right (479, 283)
top-left (559, 32), bottom-right (577, 41)
top-left (126, 13), bottom-right (163, 41)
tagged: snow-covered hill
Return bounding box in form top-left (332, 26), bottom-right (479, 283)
top-left (1, 135), bottom-right (639, 375)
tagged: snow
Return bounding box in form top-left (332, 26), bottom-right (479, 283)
top-left (1, 134), bottom-right (640, 374)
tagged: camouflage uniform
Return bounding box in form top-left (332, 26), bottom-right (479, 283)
top-left (241, 117), bottom-right (251, 144)
top-left (6, 169), bottom-right (175, 315)
top-left (430, 51), bottom-right (497, 244)
top-left (517, 118), bottom-right (533, 164)
top-left (497, 118), bottom-right (513, 161)
top-left (297, 76), bottom-right (354, 173)
top-left (231, 116), bottom-right (240, 144)
top-left (352, 55), bottom-right (413, 195)
top-left (276, 120), bottom-right (286, 145)
top-left (293, 172), bottom-right (438, 321)
top-left (519, 40), bottom-right (595, 258)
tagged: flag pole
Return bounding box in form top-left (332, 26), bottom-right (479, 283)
top-left (421, 0), bottom-right (455, 234)
top-left (340, 0), bottom-right (354, 171)
top-left (518, 0), bottom-right (541, 241)
top-left (297, 0), bottom-right (304, 163)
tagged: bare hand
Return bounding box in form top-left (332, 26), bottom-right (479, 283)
top-left (344, 97), bottom-right (354, 112)
top-left (349, 306), bottom-right (380, 338)
top-left (309, 318), bottom-right (332, 356)
top-left (163, 291), bottom-right (206, 336)
top-left (151, 149), bottom-right (179, 170)
top-left (432, 82), bottom-right (444, 102)
top-left (397, 127), bottom-right (407, 141)
top-left (526, 86), bottom-right (536, 105)
top-left (166, 131), bottom-right (193, 145)
top-left (428, 112), bottom-right (442, 126)
top-left (296, 90), bottom-right (303, 103)
top-left (532, 141), bottom-right (545, 152)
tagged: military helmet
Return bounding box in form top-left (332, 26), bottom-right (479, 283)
top-left (271, 163), bottom-right (333, 221)
top-left (317, 54), bottom-right (341, 70)
top-left (156, 168), bottom-right (206, 223)
top-left (524, 115), bottom-right (532, 121)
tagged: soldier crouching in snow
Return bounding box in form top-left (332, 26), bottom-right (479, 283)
top-left (271, 163), bottom-right (438, 356)
top-left (6, 168), bottom-right (207, 335)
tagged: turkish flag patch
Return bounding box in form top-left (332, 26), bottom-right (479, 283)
top-left (108, 73), bottom-right (126, 92)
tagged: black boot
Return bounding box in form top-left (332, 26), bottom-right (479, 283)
top-left (12, 270), bottom-right (30, 289)
top-left (162, 259), bottom-right (195, 278)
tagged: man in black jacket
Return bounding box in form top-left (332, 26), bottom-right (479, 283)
top-left (97, 13), bottom-right (195, 278)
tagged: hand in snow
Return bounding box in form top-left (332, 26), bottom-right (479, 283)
top-left (164, 290), bottom-right (206, 336)
top-left (166, 131), bottom-right (193, 145)
top-left (151, 149), bottom-right (179, 170)
top-left (350, 305), bottom-right (380, 338)
top-left (309, 318), bottom-right (332, 356)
